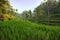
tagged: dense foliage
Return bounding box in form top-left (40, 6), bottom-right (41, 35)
top-left (0, 0), bottom-right (17, 21)
top-left (21, 0), bottom-right (60, 25)
top-left (0, 20), bottom-right (60, 40)
top-left (0, 0), bottom-right (10, 14)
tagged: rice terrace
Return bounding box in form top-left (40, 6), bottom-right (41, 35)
top-left (0, 0), bottom-right (60, 40)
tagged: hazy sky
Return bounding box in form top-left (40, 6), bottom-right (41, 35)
top-left (9, 0), bottom-right (44, 13)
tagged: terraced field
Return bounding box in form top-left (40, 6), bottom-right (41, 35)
top-left (0, 19), bottom-right (60, 40)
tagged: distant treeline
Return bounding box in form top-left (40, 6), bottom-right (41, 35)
top-left (19, 0), bottom-right (60, 25)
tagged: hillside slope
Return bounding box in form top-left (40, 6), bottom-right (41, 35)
top-left (0, 19), bottom-right (60, 40)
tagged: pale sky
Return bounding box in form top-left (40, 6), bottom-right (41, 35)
top-left (9, 0), bottom-right (44, 13)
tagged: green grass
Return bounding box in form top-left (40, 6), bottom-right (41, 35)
top-left (0, 19), bottom-right (60, 40)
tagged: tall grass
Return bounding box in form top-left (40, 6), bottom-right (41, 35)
top-left (0, 20), bottom-right (60, 40)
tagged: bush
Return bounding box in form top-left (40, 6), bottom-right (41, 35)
top-left (0, 14), bottom-right (16, 21)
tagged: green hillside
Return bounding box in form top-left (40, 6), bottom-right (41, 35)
top-left (0, 19), bottom-right (60, 40)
